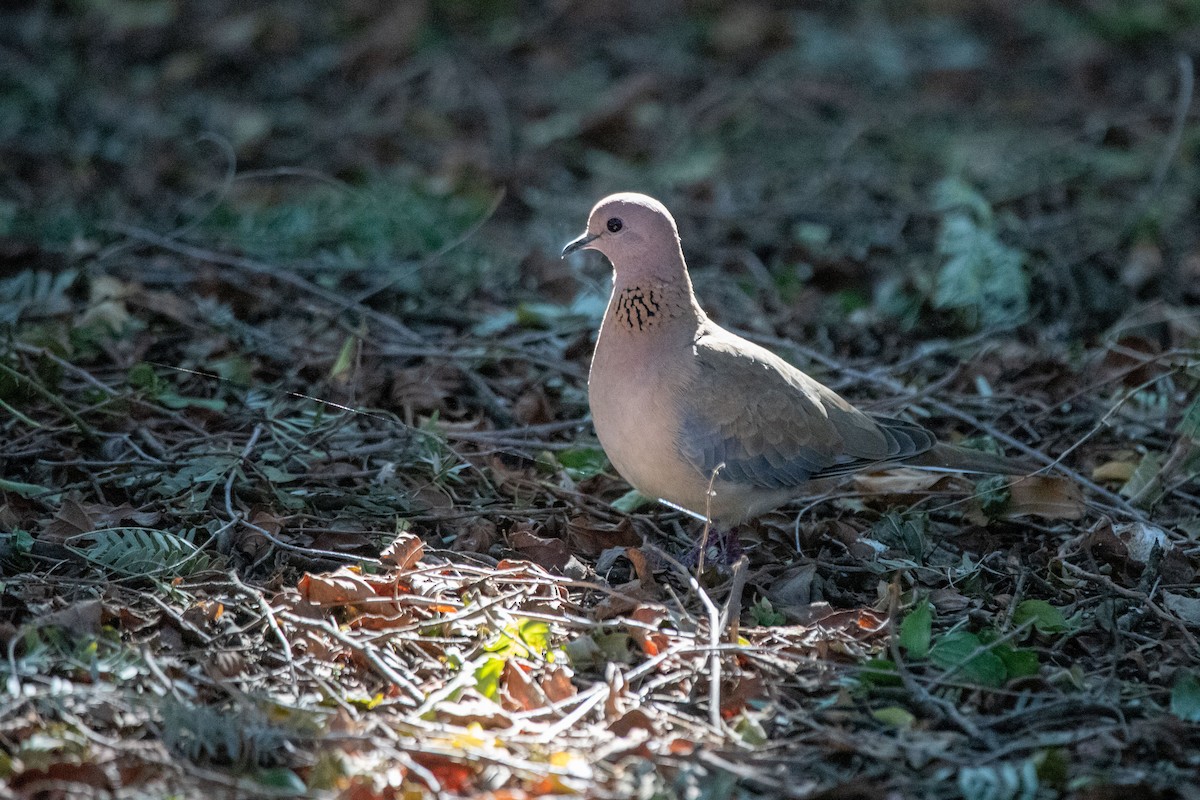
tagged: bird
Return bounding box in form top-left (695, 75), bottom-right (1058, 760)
top-left (561, 192), bottom-right (1030, 528)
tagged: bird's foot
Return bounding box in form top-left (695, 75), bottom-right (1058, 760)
top-left (688, 525), bottom-right (744, 570)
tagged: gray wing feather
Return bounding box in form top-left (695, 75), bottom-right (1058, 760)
top-left (676, 334), bottom-right (936, 490)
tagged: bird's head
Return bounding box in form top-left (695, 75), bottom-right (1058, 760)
top-left (561, 193), bottom-right (682, 276)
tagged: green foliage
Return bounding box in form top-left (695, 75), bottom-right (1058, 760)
top-left (871, 705), bottom-right (916, 729)
top-left (1120, 451), bottom-right (1165, 507)
top-left (127, 362), bottom-right (227, 412)
top-left (199, 177), bottom-right (500, 301)
top-left (749, 597), bottom-right (787, 627)
top-left (412, 423), bottom-right (470, 487)
top-left (0, 478), bottom-right (57, 502)
top-left (958, 759), bottom-right (1040, 800)
top-left (1176, 395), bottom-right (1200, 443)
top-left (475, 619), bottom-right (554, 699)
top-left (1081, 0), bottom-right (1200, 43)
top-left (974, 474), bottom-right (1013, 519)
top-left (160, 697), bottom-right (322, 766)
top-left (68, 527), bottom-right (212, 578)
top-left (929, 630), bottom-right (1009, 687)
top-left (555, 446), bottom-right (609, 481)
top-left (3, 626), bottom-right (148, 690)
top-left (856, 658), bottom-right (902, 688)
top-left (611, 489), bottom-right (653, 514)
top-left (1170, 670), bottom-right (1200, 722)
top-left (1012, 600), bottom-right (1071, 635)
top-left (474, 656), bottom-right (505, 700)
top-left (872, 511), bottom-right (928, 559)
top-left (0, 528), bottom-right (35, 564)
top-left (899, 597), bottom-right (933, 658)
top-left (0, 270), bottom-right (77, 326)
top-left (252, 768), bottom-right (307, 793)
top-left (931, 178), bottom-right (1029, 330)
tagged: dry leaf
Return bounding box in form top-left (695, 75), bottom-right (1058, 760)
top-left (500, 661), bottom-right (541, 713)
top-left (1093, 460), bottom-right (1138, 483)
top-left (1006, 476), bottom-right (1086, 520)
top-left (35, 599), bottom-right (103, 637)
top-left (607, 707), bottom-right (658, 737)
top-left (434, 697), bottom-right (514, 729)
top-left (540, 665), bottom-right (577, 703)
top-left (380, 531), bottom-right (424, 569)
top-left (297, 567), bottom-right (376, 606)
top-left (627, 605), bottom-right (670, 657)
top-left (509, 527), bottom-right (571, 572)
top-left (854, 468), bottom-right (948, 495)
top-left (566, 516), bottom-right (639, 558)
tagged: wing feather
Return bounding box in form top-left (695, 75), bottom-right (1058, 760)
top-left (676, 330), bottom-right (936, 490)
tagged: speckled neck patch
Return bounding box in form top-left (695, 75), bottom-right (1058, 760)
top-left (613, 281), bottom-right (690, 331)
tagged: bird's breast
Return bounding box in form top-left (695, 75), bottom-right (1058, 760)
top-left (587, 313), bottom-right (710, 513)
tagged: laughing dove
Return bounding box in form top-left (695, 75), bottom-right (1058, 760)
top-left (562, 192), bottom-right (1029, 526)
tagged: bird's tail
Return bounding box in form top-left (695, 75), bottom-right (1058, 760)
top-left (903, 443), bottom-right (1036, 475)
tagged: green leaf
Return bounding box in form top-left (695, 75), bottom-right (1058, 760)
top-left (517, 619), bottom-right (551, 656)
top-left (958, 761), bottom-right (1039, 800)
top-left (158, 392), bottom-right (227, 412)
top-left (749, 597), bottom-right (787, 627)
top-left (1, 529), bottom-right (34, 558)
top-left (69, 527), bottom-right (211, 577)
top-left (556, 447), bottom-right (609, 480)
top-left (611, 489), bottom-right (652, 514)
top-left (0, 477), bottom-right (57, 500)
top-left (873, 511), bottom-right (927, 558)
top-left (899, 598), bottom-right (933, 658)
top-left (328, 335), bottom-right (358, 382)
top-left (929, 630), bottom-right (1007, 688)
top-left (1170, 670), bottom-right (1200, 722)
top-left (253, 768), bottom-right (306, 793)
top-left (994, 644), bottom-right (1041, 679)
top-left (127, 362), bottom-right (167, 395)
top-left (872, 705), bottom-right (916, 728)
top-left (734, 712), bottom-right (768, 745)
top-left (1013, 599), bottom-right (1070, 635)
top-left (931, 178), bottom-right (1029, 330)
top-left (974, 474), bottom-right (1011, 519)
top-left (474, 656), bottom-right (505, 700)
top-left (857, 658), bottom-right (902, 688)
top-left (1120, 451), bottom-right (1164, 506)
top-left (1177, 396), bottom-right (1200, 443)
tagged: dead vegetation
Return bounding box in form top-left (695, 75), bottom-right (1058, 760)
top-left (1, 2), bottom-right (1199, 798)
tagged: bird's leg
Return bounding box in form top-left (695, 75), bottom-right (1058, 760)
top-left (691, 525), bottom-right (744, 570)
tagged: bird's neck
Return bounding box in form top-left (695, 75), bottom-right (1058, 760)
top-left (603, 263), bottom-right (706, 341)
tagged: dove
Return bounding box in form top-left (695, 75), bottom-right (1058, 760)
top-left (562, 192), bottom-right (1029, 527)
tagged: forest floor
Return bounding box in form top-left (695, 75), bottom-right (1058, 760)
top-left (2, 1), bottom-right (1199, 798)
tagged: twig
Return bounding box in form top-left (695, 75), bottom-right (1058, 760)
top-left (280, 612), bottom-right (425, 704)
top-left (721, 555), bottom-right (749, 644)
top-left (109, 223), bottom-right (425, 344)
top-left (1149, 53), bottom-right (1194, 196)
top-left (1061, 561), bottom-right (1200, 658)
top-left (697, 463), bottom-right (724, 575)
top-left (884, 582), bottom-right (995, 746)
top-left (228, 571), bottom-right (298, 688)
top-left (647, 543), bottom-right (724, 731)
top-left (0, 360), bottom-right (99, 443)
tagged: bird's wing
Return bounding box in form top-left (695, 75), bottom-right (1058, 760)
top-left (676, 330), bottom-right (936, 490)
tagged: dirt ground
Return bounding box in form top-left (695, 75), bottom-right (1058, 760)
top-left (2, 1), bottom-right (1199, 798)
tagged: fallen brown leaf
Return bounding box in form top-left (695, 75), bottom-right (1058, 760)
top-left (380, 531), bottom-right (424, 569)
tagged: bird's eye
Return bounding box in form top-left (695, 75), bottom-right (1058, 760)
top-left (606, 217), bottom-right (623, 233)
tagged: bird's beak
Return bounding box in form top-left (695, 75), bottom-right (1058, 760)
top-left (561, 231), bottom-right (600, 258)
